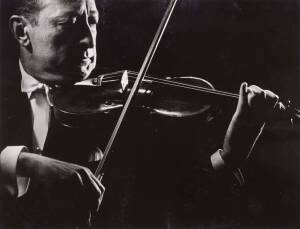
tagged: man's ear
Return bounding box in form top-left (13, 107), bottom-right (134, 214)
top-left (9, 15), bottom-right (31, 47)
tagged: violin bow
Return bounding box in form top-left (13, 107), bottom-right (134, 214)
top-left (94, 0), bottom-right (179, 177)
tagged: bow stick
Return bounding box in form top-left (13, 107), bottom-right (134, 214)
top-left (95, 0), bottom-right (179, 177)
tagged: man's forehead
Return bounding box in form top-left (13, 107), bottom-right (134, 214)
top-left (39, 0), bottom-right (98, 16)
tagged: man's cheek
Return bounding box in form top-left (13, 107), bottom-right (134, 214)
top-left (52, 32), bottom-right (73, 48)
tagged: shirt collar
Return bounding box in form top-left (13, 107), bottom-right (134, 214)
top-left (19, 61), bottom-right (53, 106)
top-left (20, 61), bottom-right (47, 98)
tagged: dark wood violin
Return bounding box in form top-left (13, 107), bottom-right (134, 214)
top-left (52, 70), bottom-right (220, 127)
top-left (52, 69), bottom-right (299, 128)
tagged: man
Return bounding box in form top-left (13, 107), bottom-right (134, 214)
top-left (0, 0), bottom-right (280, 228)
top-left (1, 0), bottom-right (104, 227)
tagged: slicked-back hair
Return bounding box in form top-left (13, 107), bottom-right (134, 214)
top-left (12, 0), bottom-right (43, 25)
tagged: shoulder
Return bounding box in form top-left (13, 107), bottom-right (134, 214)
top-left (0, 60), bottom-right (31, 150)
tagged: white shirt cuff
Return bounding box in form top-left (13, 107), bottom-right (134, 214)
top-left (210, 149), bottom-right (245, 185)
top-left (210, 149), bottom-right (226, 171)
top-left (0, 146), bottom-right (30, 197)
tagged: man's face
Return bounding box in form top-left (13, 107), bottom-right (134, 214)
top-left (27, 0), bottom-right (99, 84)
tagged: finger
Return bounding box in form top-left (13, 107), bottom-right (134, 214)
top-left (87, 211), bottom-right (92, 227)
top-left (78, 168), bottom-right (103, 213)
top-left (247, 85), bottom-right (263, 101)
top-left (91, 174), bottom-right (105, 212)
top-left (237, 82), bottom-right (248, 111)
top-left (247, 85), bottom-right (263, 94)
top-left (92, 174), bottom-right (105, 194)
top-left (68, 171), bottom-right (85, 198)
top-left (239, 82), bottom-right (248, 99)
top-left (246, 85), bottom-right (266, 108)
top-left (66, 172), bottom-right (92, 226)
top-left (97, 173), bottom-right (104, 181)
top-left (76, 209), bottom-right (92, 227)
top-left (247, 85), bottom-right (265, 98)
top-left (248, 86), bottom-right (279, 110)
top-left (264, 89), bottom-right (279, 108)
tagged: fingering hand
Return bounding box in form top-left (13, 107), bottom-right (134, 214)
top-left (221, 82), bottom-right (279, 167)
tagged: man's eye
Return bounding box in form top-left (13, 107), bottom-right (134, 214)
top-left (58, 17), bottom-right (77, 26)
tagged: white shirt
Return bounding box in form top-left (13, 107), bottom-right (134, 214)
top-left (21, 62), bottom-right (51, 151)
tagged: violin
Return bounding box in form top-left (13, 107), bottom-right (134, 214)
top-left (52, 70), bottom-right (222, 128)
top-left (52, 69), bottom-right (299, 128)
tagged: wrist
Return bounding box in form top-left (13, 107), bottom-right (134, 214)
top-left (17, 152), bottom-right (38, 177)
top-left (220, 145), bottom-right (247, 169)
top-left (0, 146), bottom-right (31, 197)
top-left (233, 111), bottom-right (265, 131)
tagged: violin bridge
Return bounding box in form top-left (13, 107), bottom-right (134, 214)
top-left (121, 70), bottom-right (129, 92)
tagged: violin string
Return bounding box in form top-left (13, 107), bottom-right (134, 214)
top-left (95, 70), bottom-right (300, 122)
top-left (127, 70), bottom-right (239, 99)
top-left (147, 77), bottom-right (239, 99)
top-left (96, 70), bottom-right (239, 99)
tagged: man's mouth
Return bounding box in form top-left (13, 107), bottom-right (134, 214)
top-left (72, 54), bottom-right (94, 68)
top-left (79, 57), bottom-right (92, 66)
top-left (74, 49), bottom-right (94, 66)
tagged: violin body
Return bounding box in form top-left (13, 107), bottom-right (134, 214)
top-left (52, 70), bottom-right (220, 128)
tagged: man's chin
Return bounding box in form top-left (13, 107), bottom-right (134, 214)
top-left (74, 64), bottom-right (94, 79)
top-left (63, 67), bottom-right (93, 83)
top-left (42, 64), bottom-right (95, 86)
top-left (45, 71), bottom-right (89, 86)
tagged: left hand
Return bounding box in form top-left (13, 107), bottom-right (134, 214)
top-left (221, 82), bottom-right (279, 167)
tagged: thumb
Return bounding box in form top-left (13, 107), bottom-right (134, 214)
top-left (236, 82), bottom-right (248, 113)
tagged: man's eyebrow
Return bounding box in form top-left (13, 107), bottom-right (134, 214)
top-left (49, 14), bottom-right (73, 24)
top-left (48, 9), bottom-right (99, 24)
top-left (49, 11), bottom-right (78, 21)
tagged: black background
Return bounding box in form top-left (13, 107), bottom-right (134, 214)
top-left (1, 0), bottom-right (300, 228)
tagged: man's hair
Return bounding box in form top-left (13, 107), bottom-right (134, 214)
top-left (11, 0), bottom-right (103, 26)
top-left (13, 0), bottom-right (43, 25)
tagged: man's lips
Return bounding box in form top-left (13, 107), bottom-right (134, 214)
top-left (79, 57), bottom-right (92, 65)
top-left (69, 49), bottom-right (95, 65)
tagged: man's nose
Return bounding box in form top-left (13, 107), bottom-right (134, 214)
top-left (80, 19), bottom-right (96, 48)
